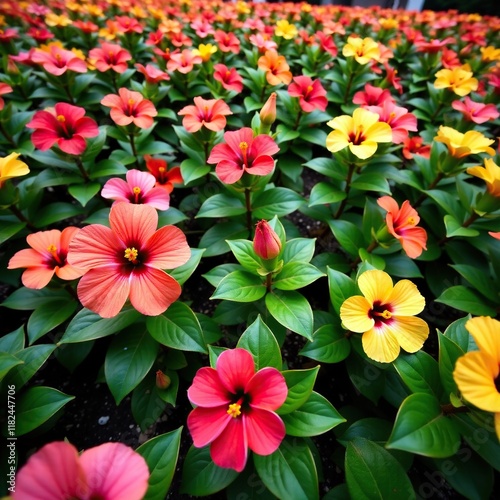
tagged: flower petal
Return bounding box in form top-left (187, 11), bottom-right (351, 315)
top-left (21, 267), bottom-right (56, 289)
top-left (245, 155), bottom-right (275, 176)
top-left (245, 408), bottom-right (285, 456)
top-left (109, 203), bottom-right (158, 247)
top-left (466, 317), bottom-right (500, 362)
top-left (358, 270), bottom-right (393, 305)
top-left (210, 417), bottom-right (248, 472)
top-left (146, 225), bottom-right (191, 269)
top-left (188, 367), bottom-right (231, 407)
top-left (101, 178), bottom-right (131, 203)
top-left (389, 315), bottom-right (429, 353)
top-left (187, 406), bottom-right (231, 447)
top-left (362, 325), bottom-right (400, 363)
top-left (216, 160), bottom-right (244, 184)
top-left (340, 295), bottom-right (374, 333)
top-left (216, 348), bottom-right (255, 394)
top-left (388, 279), bottom-right (425, 316)
top-left (246, 367), bottom-right (288, 410)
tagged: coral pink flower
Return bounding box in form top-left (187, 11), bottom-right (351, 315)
top-left (101, 169), bottom-right (170, 210)
top-left (26, 102), bottom-right (99, 155)
top-left (288, 75), bottom-right (328, 113)
top-left (377, 196), bottom-right (427, 258)
top-left (13, 441), bottom-right (149, 500)
top-left (178, 96), bottom-right (232, 133)
top-left (402, 136), bottom-right (431, 160)
top-left (187, 348), bottom-right (287, 472)
top-left (366, 100), bottom-right (418, 144)
top-left (8, 227), bottom-right (85, 289)
top-left (451, 96), bottom-right (499, 124)
top-left (31, 45), bottom-right (87, 76)
top-left (0, 82), bottom-right (13, 110)
top-left (67, 203), bottom-right (190, 318)
top-left (249, 33), bottom-right (277, 53)
top-left (135, 63), bottom-right (170, 83)
top-left (88, 42), bottom-right (132, 74)
top-left (114, 16), bottom-right (143, 34)
top-left (166, 49), bottom-right (202, 74)
top-left (144, 155), bottom-right (183, 194)
top-left (353, 83), bottom-right (394, 107)
top-left (101, 88), bottom-right (157, 129)
top-left (189, 19), bottom-right (215, 38)
top-left (315, 31), bottom-right (338, 57)
top-left (214, 30), bottom-right (240, 54)
top-left (489, 231), bottom-right (500, 240)
top-left (213, 64), bottom-right (243, 93)
top-left (257, 50), bottom-right (292, 86)
top-left (207, 127), bottom-right (279, 184)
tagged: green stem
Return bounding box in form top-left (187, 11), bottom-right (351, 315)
top-left (0, 120), bottom-right (16, 147)
top-left (413, 171), bottom-right (445, 209)
top-left (245, 188), bottom-right (253, 235)
top-left (74, 156), bottom-right (90, 182)
top-left (129, 132), bottom-right (139, 167)
top-left (441, 403), bottom-right (470, 416)
top-left (350, 239), bottom-right (379, 269)
top-left (10, 204), bottom-right (37, 231)
top-left (265, 272), bottom-right (273, 293)
top-left (292, 108), bottom-right (303, 130)
top-left (334, 163), bottom-right (355, 219)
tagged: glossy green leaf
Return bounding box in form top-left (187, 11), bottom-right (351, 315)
top-left (0, 352), bottom-right (23, 381)
top-left (346, 348), bottom-right (385, 404)
top-left (33, 202), bottom-right (84, 227)
top-left (252, 187), bottom-right (305, 219)
top-left (203, 263), bottom-right (242, 287)
top-left (328, 220), bottom-right (365, 257)
top-left (442, 315), bottom-right (472, 352)
top-left (437, 332), bottom-right (465, 396)
top-left (0, 325), bottom-right (25, 353)
top-left (444, 215), bottom-right (480, 238)
top-left (273, 262), bottom-right (325, 290)
top-left (198, 221), bottom-right (248, 257)
top-left (300, 324), bottom-right (350, 364)
top-left (68, 182), bottom-right (101, 207)
top-left (436, 286), bottom-right (497, 316)
top-left (88, 158), bottom-right (128, 179)
top-left (351, 173), bottom-right (391, 194)
top-left (308, 182), bottom-right (346, 206)
top-left (2, 287), bottom-right (70, 310)
top-left (450, 264), bottom-right (499, 303)
top-left (168, 247), bottom-right (205, 286)
top-left (327, 267), bottom-right (357, 314)
top-left (282, 238), bottom-right (316, 264)
top-left (277, 366), bottom-right (319, 415)
top-left (196, 193), bottom-right (246, 218)
top-left (0, 220), bottom-right (26, 245)
top-left (27, 299), bottom-right (77, 344)
top-left (226, 239), bottom-right (262, 272)
top-left (212, 270), bottom-right (266, 302)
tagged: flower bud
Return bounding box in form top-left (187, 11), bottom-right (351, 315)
top-left (156, 370), bottom-right (171, 390)
top-left (260, 92), bottom-right (277, 126)
top-left (253, 220), bottom-right (281, 260)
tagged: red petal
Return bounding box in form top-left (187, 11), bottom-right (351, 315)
top-left (245, 408), bottom-right (285, 456)
top-left (187, 406), bottom-right (231, 447)
top-left (207, 143), bottom-right (237, 164)
top-left (22, 267), bottom-right (56, 289)
top-left (216, 348), bottom-right (255, 394)
top-left (188, 367), bottom-right (231, 407)
top-left (216, 160), bottom-right (243, 184)
top-left (246, 367), bottom-right (287, 410)
top-left (146, 225), bottom-right (190, 269)
top-left (109, 203), bottom-right (157, 247)
top-left (244, 155), bottom-right (275, 176)
top-left (58, 135), bottom-right (87, 155)
top-left (250, 134), bottom-right (280, 157)
top-left (210, 417), bottom-right (248, 472)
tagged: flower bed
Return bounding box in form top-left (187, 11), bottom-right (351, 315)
top-left (1, 1), bottom-right (500, 498)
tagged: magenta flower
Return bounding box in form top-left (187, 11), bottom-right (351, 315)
top-left (101, 169), bottom-right (170, 210)
top-left (187, 348), bottom-right (288, 472)
top-left (13, 441), bottom-right (149, 500)
top-left (288, 75), bottom-right (328, 112)
top-left (213, 64), bottom-right (243, 93)
top-left (207, 127), bottom-right (279, 184)
top-left (451, 96), bottom-right (500, 124)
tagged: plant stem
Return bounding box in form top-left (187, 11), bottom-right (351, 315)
top-left (350, 239), bottom-right (379, 269)
top-left (441, 403), bottom-right (470, 416)
top-left (334, 163), bottom-right (355, 219)
top-left (9, 204), bottom-right (37, 231)
top-left (244, 188), bottom-right (253, 234)
top-left (0, 121), bottom-right (16, 147)
top-left (265, 273), bottom-right (272, 293)
top-left (293, 108), bottom-right (303, 130)
top-left (74, 156), bottom-right (90, 182)
top-left (129, 132), bottom-right (139, 167)
top-left (413, 171), bottom-right (445, 209)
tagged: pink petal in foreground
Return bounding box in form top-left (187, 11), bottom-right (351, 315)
top-left (80, 443), bottom-right (150, 500)
top-left (244, 155), bottom-right (275, 176)
top-left (58, 135), bottom-right (87, 155)
top-left (146, 225), bottom-right (191, 269)
top-left (216, 159), bottom-right (244, 184)
top-left (210, 417), bottom-right (248, 472)
top-left (21, 266), bottom-right (56, 289)
top-left (187, 406), bottom-right (231, 447)
top-left (245, 408), bottom-right (286, 456)
top-left (246, 367), bottom-right (287, 410)
top-left (188, 367), bottom-right (231, 407)
top-left (217, 348), bottom-right (255, 394)
top-left (101, 177), bottom-right (131, 202)
top-left (142, 186), bottom-right (170, 210)
top-left (109, 203), bottom-right (157, 248)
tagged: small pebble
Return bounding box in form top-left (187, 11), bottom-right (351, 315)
top-left (98, 416), bottom-right (110, 425)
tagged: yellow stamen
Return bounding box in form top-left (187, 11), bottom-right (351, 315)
top-left (239, 141), bottom-right (249, 168)
top-left (407, 216), bottom-right (416, 225)
top-left (239, 141), bottom-right (248, 151)
top-left (158, 167), bottom-right (165, 173)
top-left (374, 309), bottom-right (392, 319)
top-left (306, 85), bottom-right (314, 94)
top-left (133, 186), bottom-right (141, 194)
top-left (57, 115), bottom-right (66, 122)
top-left (227, 403), bottom-right (242, 418)
top-left (124, 247), bottom-right (139, 263)
top-left (47, 244), bottom-right (63, 265)
top-left (128, 98), bottom-right (135, 106)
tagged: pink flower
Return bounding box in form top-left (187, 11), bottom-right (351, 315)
top-left (8, 227), bottom-right (85, 289)
top-left (288, 75), bottom-right (328, 113)
top-left (26, 102), bottom-right (99, 155)
top-left (67, 202), bottom-right (190, 318)
top-left (353, 83), bottom-right (394, 106)
top-left (166, 49), bottom-right (202, 74)
top-left (101, 88), bottom-right (157, 129)
top-left (178, 96), bottom-right (232, 133)
top-left (31, 45), bottom-right (87, 76)
top-left (13, 441), bottom-right (149, 500)
top-left (88, 42), bottom-right (132, 74)
top-left (213, 64), bottom-right (243, 93)
top-left (489, 231), bottom-right (500, 240)
top-left (366, 100), bottom-right (418, 144)
top-left (214, 30), bottom-right (240, 54)
top-left (0, 82), bottom-right (13, 110)
top-left (187, 348), bottom-right (287, 472)
top-left (207, 127), bottom-right (279, 184)
top-left (135, 63), bottom-right (170, 83)
top-left (451, 96), bottom-right (500, 124)
top-left (101, 169), bottom-right (170, 210)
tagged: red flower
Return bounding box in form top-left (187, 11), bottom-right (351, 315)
top-left (187, 348), bottom-right (287, 472)
top-left (144, 155), bottom-right (183, 194)
top-left (88, 42), bottom-right (132, 74)
top-left (178, 96), bottom-right (232, 133)
top-left (254, 220), bottom-right (281, 260)
top-left (353, 83), bottom-right (394, 107)
top-left (166, 49), bottom-right (202, 74)
top-left (214, 30), bottom-right (240, 54)
top-left (288, 75), bottom-right (328, 113)
top-left (402, 136), bottom-right (431, 160)
top-left (207, 127), bottom-right (279, 184)
top-left (135, 63), bottom-right (170, 83)
top-left (0, 82), bottom-right (13, 111)
top-left (101, 88), bottom-right (157, 129)
top-left (451, 96), bottom-right (500, 124)
top-left (67, 203), bottom-right (191, 318)
top-left (213, 64), bottom-right (243, 93)
top-left (31, 45), bottom-right (87, 76)
top-left (26, 102), bottom-right (99, 155)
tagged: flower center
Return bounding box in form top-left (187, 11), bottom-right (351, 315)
top-left (306, 85), bottom-right (314, 95)
top-left (495, 372), bottom-right (500, 393)
top-left (350, 125), bottom-right (365, 145)
top-left (124, 247), bottom-right (139, 264)
top-left (57, 115), bottom-right (66, 122)
top-left (47, 244), bottom-right (63, 265)
top-left (227, 403), bottom-right (242, 418)
top-left (407, 216), bottom-right (416, 225)
top-left (132, 186), bottom-right (141, 203)
top-left (369, 301), bottom-right (393, 326)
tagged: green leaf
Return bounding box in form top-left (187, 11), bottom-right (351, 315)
top-left (16, 386), bottom-right (74, 436)
top-left (168, 247), bottom-right (204, 286)
top-left (437, 332), bottom-right (465, 396)
top-left (147, 302), bottom-right (207, 353)
top-left (0, 220), bottom-right (26, 244)
top-left (351, 173), bottom-right (391, 194)
top-left (89, 159), bottom-right (128, 179)
top-left (308, 182), bottom-right (347, 207)
top-left (203, 263), bottom-right (242, 287)
top-left (0, 325), bottom-right (25, 353)
top-left (327, 267), bottom-right (357, 315)
top-left (252, 187), bottom-right (304, 219)
top-left (227, 239), bottom-right (261, 272)
top-left (33, 202), bottom-right (84, 227)
top-left (443, 315), bottom-right (472, 352)
top-left (277, 366), bottom-right (319, 415)
top-left (157, 207), bottom-right (187, 227)
top-left (299, 128), bottom-right (328, 147)
top-left (386, 393), bottom-right (461, 458)
top-left (346, 347), bottom-right (385, 404)
top-left (0, 352), bottom-right (24, 381)
top-left (198, 221), bottom-right (248, 257)
top-left (60, 307), bottom-right (142, 343)
top-left (27, 299), bottom-right (77, 344)
top-left (282, 392), bottom-right (345, 437)
top-left (137, 428), bottom-right (182, 500)
top-left (266, 289), bottom-right (313, 340)
top-left (1, 287), bottom-right (70, 310)
top-left (450, 264), bottom-right (499, 303)
top-left (282, 238), bottom-right (316, 264)
top-left (345, 437), bottom-right (415, 500)
top-left (273, 262), bottom-right (325, 290)
top-left (328, 220), bottom-right (365, 257)
top-left (180, 445), bottom-right (238, 496)
top-left (131, 374), bottom-right (168, 431)
top-left (253, 437), bottom-right (319, 500)
top-left (304, 157), bottom-right (346, 180)
top-left (383, 253), bottom-right (423, 278)
top-left (196, 193), bottom-right (246, 218)
top-left (212, 270), bottom-right (266, 302)
top-left (300, 324), bottom-right (351, 364)
top-left (444, 214), bottom-right (480, 238)
top-left (237, 315), bottom-right (282, 370)
top-left (180, 158), bottom-right (210, 185)
top-left (105, 327), bottom-right (159, 404)
top-left (67, 182), bottom-right (101, 207)
top-left (435, 286), bottom-right (497, 316)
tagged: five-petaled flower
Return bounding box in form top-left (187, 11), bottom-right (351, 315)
top-left (144, 155), bottom-right (183, 194)
top-left (288, 75), bottom-right (328, 113)
top-left (67, 202), bottom-right (191, 318)
top-left (257, 50), bottom-right (292, 86)
top-left (434, 64), bottom-right (479, 96)
top-left (213, 64), bottom-right (243, 93)
top-left (187, 348), bottom-right (288, 472)
top-left (178, 96), bottom-right (232, 133)
top-left (31, 44), bottom-right (87, 75)
top-left (88, 41), bottom-right (132, 73)
top-left (101, 88), bottom-right (157, 129)
top-left (342, 35), bottom-right (380, 65)
top-left (207, 127), bottom-right (279, 184)
top-left (340, 270), bottom-right (429, 363)
top-left (451, 96), bottom-right (500, 124)
top-left (434, 126), bottom-right (496, 159)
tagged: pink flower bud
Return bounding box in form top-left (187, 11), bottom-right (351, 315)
top-left (253, 220), bottom-right (281, 260)
top-left (156, 370), bottom-right (171, 390)
top-left (260, 92), bottom-right (277, 126)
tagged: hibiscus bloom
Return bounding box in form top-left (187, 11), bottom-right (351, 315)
top-left (214, 30), bottom-right (240, 54)
top-left (8, 227), bottom-right (85, 289)
top-left (288, 75), bottom-right (328, 113)
top-left (67, 203), bottom-right (190, 318)
top-left (434, 64), bottom-right (478, 97)
top-left (135, 63), bottom-right (170, 83)
top-left (13, 441), bottom-right (149, 500)
top-left (101, 88), bottom-right (157, 129)
top-left (88, 42), bottom-right (132, 74)
top-left (101, 169), bottom-right (170, 210)
top-left (0, 152), bottom-right (29, 188)
top-left (213, 64), bottom-right (243, 93)
top-left (340, 270), bottom-right (429, 363)
top-left (353, 83), bottom-right (394, 107)
top-left (187, 348), bottom-right (287, 472)
top-left (26, 102), bottom-right (99, 155)
top-left (467, 158), bottom-right (500, 197)
top-left (144, 155), bottom-right (183, 194)
top-left (342, 36), bottom-right (380, 65)
top-left (434, 126), bottom-right (495, 159)
top-left (402, 136), bottom-right (431, 160)
top-left (166, 49), bottom-right (202, 74)
top-left (178, 96), bottom-right (232, 133)
top-left (249, 33), bottom-right (277, 54)
top-left (377, 196), bottom-right (427, 258)
top-left (0, 82), bottom-right (13, 110)
top-left (326, 107), bottom-right (393, 160)
top-left (451, 96), bottom-right (499, 124)
top-left (207, 127), bottom-right (279, 184)
top-left (366, 100), bottom-right (417, 144)
top-left (31, 44), bottom-right (87, 76)
top-left (257, 50), bottom-right (292, 86)
top-left (274, 19), bottom-right (298, 40)
top-left (453, 317), bottom-right (500, 439)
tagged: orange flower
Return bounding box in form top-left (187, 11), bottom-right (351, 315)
top-left (178, 96), bottom-right (232, 133)
top-left (257, 50), bottom-right (292, 86)
top-left (101, 88), bottom-right (157, 129)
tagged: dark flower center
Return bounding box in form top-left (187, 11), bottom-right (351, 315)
top-left (369, 301), bottom-right (394, 327)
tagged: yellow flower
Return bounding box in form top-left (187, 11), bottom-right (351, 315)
top-left (342, 36), bottom-right (380, 65)
top-left (453, 317), bottom-right (500, 440)
top-left (192, 44), bottom-right (217, 62)
top-left (326, 107), bottom-right (393, 160)
top-left (0, 152), bottom-right (30, 188)
top-left (45, 12), bottom-right (73, 27)
top-left (275, 20), bottom-right (298, 40)
top-left (340, 270), bottom-right (429, 363)
top-left (434, 126), bottom-right (496, 159)
top-left (434, 64), bottom-right (478, 97)
top-left (467, 158), bottom-right (500, 197)
top-left (379, 18), bottom-right (398, 30)
top-left (481, 46), bottom-right (500, 63)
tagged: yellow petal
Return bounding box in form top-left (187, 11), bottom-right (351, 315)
top-left (327, 115), bottom-right (353, 136)
top-left (352, 107), bottom-right (380, 130)
top-left (388, 279), bottom-right (425, 315)
top-left (365, 122), bottom-right (393, 143)
top-left (466, 317), bottom-right (500, 364)
top-left (358, 270), bottom-right (393, 305)
top-left (349, 142), bottom-right (378, 160)
top-left (340, 295), bottom-right (374, 333)
top-left (362, 325), bottom-right (400, 363)
top-left (326, 130), bottom-right (350, 153)
top-left (495, 413), bottom-right (500, 441)
top-left (389, 315), bottom-right (429, 353)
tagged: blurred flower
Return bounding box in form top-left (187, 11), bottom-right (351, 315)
top-left (257, 50), bottom-right (292, 86)
top-left (135, 63), bottom-right (170, 83)
top-left (207, 127), bottom-right (279, 184)
top-left (0, 152), bottom-right (30, 188)
top-left (31, 44), bottom-right (87, 75)
top-left (254, 220), bottom-right (281, 260)
top-left (353, 83), bottom-right (394, 106)
top-left (101, 88), bottom-right (157, 129)
top-left (275, 19), bottom-right (298, 40)
top-left (402, 136), bottom-right (431, 160)
top-left (114, 15), bottom-right (143, 34)
top-left (434, 64), bottom-right (478, 96)
top-left (213, 64), bottom-right (243, 93)
top-left (144, 155), bottom-right (183, 194)
top-left (192, 43), bottom-right (217, 62)
top-left (288, 75), bottom-right (328, 113)
top-left (88, 42), bottom-right (132, 73)
top-left (315, 31), bottom-right (338, 57)
top-left (467, 158), bottom-right (500, 197)
top-left (166, 49), bottom-right (202, 73)
top-left (156, 369), bottom-right (171, 389)
top-left (187, 348), bottom-right (287, 472)
top-left (8, 227), bottom-right (85, 289)
top-left (178, 96), bottom-right (232, 133)
top-left (249, 33), bottom-right (277, 53)
top-left (480, 45), bottom-right (500, 63)
top-left (214, 30), bottom-right (240, 54)
top-left (0, 82), bottom-right (13, 110)
top-left (453, 316), bottom-right (500, 439)
top-left (377, 196), bottom-right (427, 258)
top-left (45, 12), bottom-right (72, 27)
top-left (27, 27), bottom-right (54, 43)
top-left (489, 231), bottom-right (500, 240)
top-left (366, 100), bottom-right (417, 144)
top-left (260, 92), bottom-right (277, 126)
top-left (340, 270), bottom-right (429, 363)
top-left (326, 107), bottom-right (393, 160)
top-left (451, 96), bottom-right (499, 124)
top-left (13, 441), bottom-right (149, 500)
top-left (342, 35), bottom-right (380, 65)
top-left (26, 102), bottom-right (99, 155)
top-left (434, 126), bottom-right (495, 159)
top-left (67, 203), bottom-right (190, 318)
top-left (101, 169), bottom-right (170, 210)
